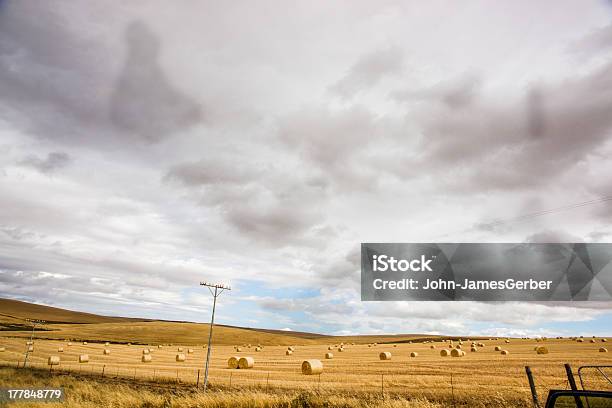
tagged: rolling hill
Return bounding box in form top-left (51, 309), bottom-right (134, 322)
top-left (0, 298), bottom-right (447, 345)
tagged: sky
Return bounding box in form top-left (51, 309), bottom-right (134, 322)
top-left (1, 0), bottom-right (612, 338)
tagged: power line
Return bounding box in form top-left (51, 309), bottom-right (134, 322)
top-left (436, 195), bottom-right (612, 239)
top-left (481, 196), bottom-right (612, 229)
top-left (200, 281), bottom-right (231, 391)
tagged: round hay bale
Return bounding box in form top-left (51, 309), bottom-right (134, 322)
top-left (57, 347), bottom-right (64, 353)
top-left (599, 347), bottom-right (608, 353)
top-left (228, 356), bottom-right (240, 369)
top-left (79, 354), bottom-right (89, 363)
top-left (590, 339), bottom-right (596, 343)
top-left (142, 349), bottom-right (150, 355)
top-left (247, 344), bottom-right (251, 348)
top-left (238, 356), bottom-right (254, 369)
top-left (430, 345), bottom-right (436, 349)
top-left (577, 339), bottom-right (584, 343)
top-left (505, 340), bottom-right (510, 344)
top-left (288, 346), bottom-right (295, 351)
top-left (142, 355), bottom-right (152, 363)
top-left (440, 349), bottom-right (450, 357)
top-left (255, 347), bottom-right (262, 352)
top-left (455, 345), bottom-right (462, 349)
top-left (501, 350), bottom-right (509, 355)
top-left (410, 352), bottom-right (418, 357)
top-left (48, 356), bottom-right (60, 366)
top-left (103, 349), bottom-right (111, 355)
top-left (450, 348), bottom-right (463, 357)
top-left (83, 342), bottom-right (88, 345)
top-left (338, 347), bottom-right (344, 352)
top-left (27, 346), bottom-right (34, 352)
top-left (286, 350), bottom-right (293, 355)
top-left (67, 342), bottom-right (72, 346)
top-left (188, 348), bottom-right (194, 354)
top-left (104, 342), bottom-right (109, 346)
top-left (325, 352), bottom-right (333, 359)
top-left (494, 346), bottom-right (502, 351)
top-left (478, 343), bottom-right (485, 347)
top-left (177, 347), bottom-right (184, 352)
top-left (158, 345), bottom-right (163, 348)
top-left (536, 346), bottom-right (549, 354)
top-left (470, 347), bottom-right (478, 352)
top-left (602, 339), bottom-right (607, 342)
top-left (328, 346), bottom-right (333, 350)
top-left (379, 351), bottom-right (392, 360)
top-left (236, 347), bottom-right (242, 352)
top-left (393, 344), bottom-right (397, 347)
top-left (176, 353), bottom-right (186, 362)
top-left (26, 341), bottom-right (33, 345)
top-left (302, 359), bottom-right (323, 375)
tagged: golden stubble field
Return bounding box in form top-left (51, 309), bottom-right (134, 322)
top-left (1, 336), bottom-right (610, 404)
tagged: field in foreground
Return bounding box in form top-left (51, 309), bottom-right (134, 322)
top-left (0, 366), bottom-right (507, 408)
top-left (1, 336), bottom-right (611, 407)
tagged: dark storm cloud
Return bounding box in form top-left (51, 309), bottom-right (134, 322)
top-left (390, 61), bottom-right (612, 192)
top-left (0, 1), bottom-right (106, 140)
top-left (329, 47), bottom-right (404, 99)
top-left (277, 106), bottom-right (396, 191)
top-left (318, 246), bottom-right (360, 282)
top-left (165, 157), bottom-right (260, 186)
top-left (572, 23), bottom-right (612, 57)
top-left (19, 152), bottom-right (71, 173)
top-left (224, 203), bottom-right (319, 243)
top-left (0, 3), bottom-right (202, 145)
top-left (165, 156), bottom-right (328, 245)
top-left (391, 74), bottom-right (481, 108)
top-left (109, 21), bottom-right (203, 142)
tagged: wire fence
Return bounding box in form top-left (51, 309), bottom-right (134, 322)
top-left (4, 358), bottom-right (606, 403)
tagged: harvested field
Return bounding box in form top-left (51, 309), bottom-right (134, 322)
top-left (1, 336), bottom-right (610, 405)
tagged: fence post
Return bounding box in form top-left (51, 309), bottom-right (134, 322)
top-left (451, 372), bottom-right (455, 408)
top-left (102, 365), bottom-right (105, 378)
top-left (153, 369), bottom-right (156, 381)
top-left (266, 372), bottom-right (270, 391)
top-left (229, 372), bottom-right (232, 388)
top-left (197, 369), bottom-right (200, 387)
top-left (381, 374), bottom-right (384, 399)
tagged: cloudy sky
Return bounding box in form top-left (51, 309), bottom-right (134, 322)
top-left (1, 0), bottom-right (612, 338)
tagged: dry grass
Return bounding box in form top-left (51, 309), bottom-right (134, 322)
top-left (0, 366), bottom-right (521, 408)
top-left (2, 337), bottom-right (611, 406)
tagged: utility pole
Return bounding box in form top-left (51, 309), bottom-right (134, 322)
top-left (200, 281), bottom-right (231, 390)
top-left (23, 319), bottom-right (45, 368)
